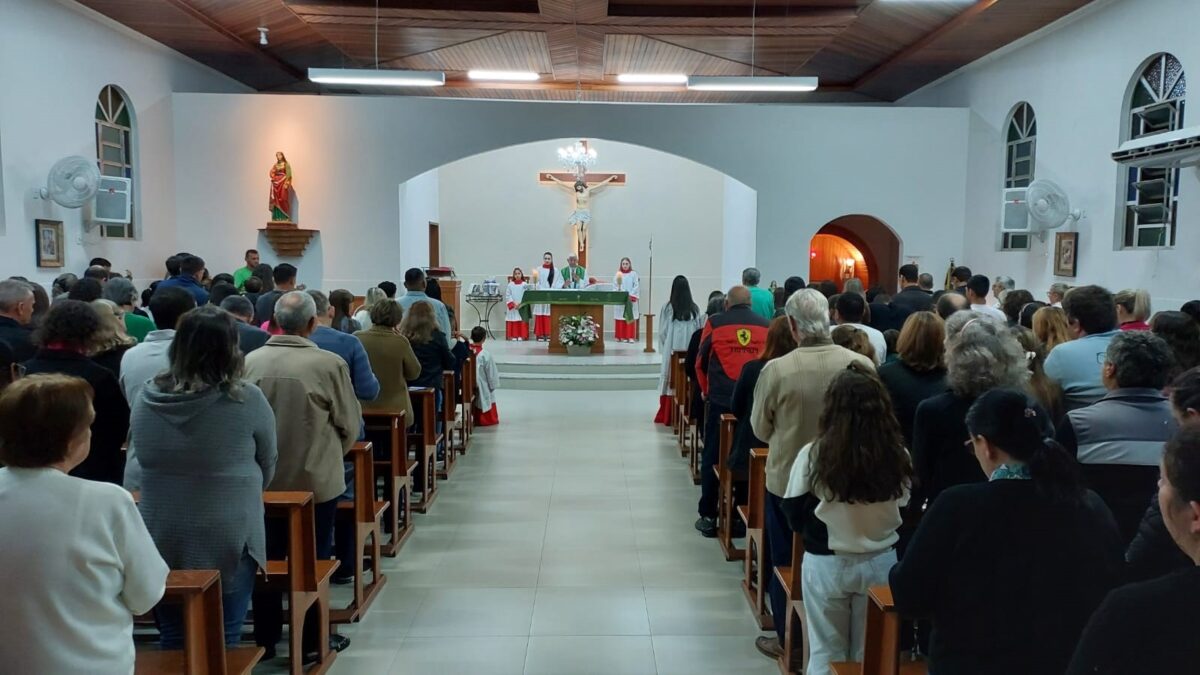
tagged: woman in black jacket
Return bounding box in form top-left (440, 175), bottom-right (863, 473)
top-left (891, 389), bottom-right (1123, 675)
top-left (21, 300), bottom-right (130, 485)
top-left (728, 316), bottom-right (796, 472)
top-left (909, 312), bottom-right (1028, 513)
top-left (877, 311), bottom-right (946, 451)
top-left (401, 301), bottom-right (456, 392)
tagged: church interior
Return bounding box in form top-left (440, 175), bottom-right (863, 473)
top-left (1, 0), bottom-right (1199, 673)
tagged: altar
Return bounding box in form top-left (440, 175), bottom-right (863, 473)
top-left (520, 290), bottom-right (633, 354)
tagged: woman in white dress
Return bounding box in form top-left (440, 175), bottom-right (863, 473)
top-left (614, 257), bottom-right (641, 342)
top-left (655, 275), bottom-right (705, 425)
top-left (533, 252), bottom-right (563, 341)
top-left (505, 268), bottom-right (530, 341)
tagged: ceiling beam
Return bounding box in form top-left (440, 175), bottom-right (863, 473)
top-left (161, 0), bottom-right (307, 81)
top-left (851, 0), bottom-right (1000, 90)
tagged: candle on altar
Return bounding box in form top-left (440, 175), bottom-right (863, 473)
top-left (532, 268), bottom-right (540, 282)
top-left (615, 271), bottom-right (623, 290)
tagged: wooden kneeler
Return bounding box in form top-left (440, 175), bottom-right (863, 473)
top-left (438, 371), bottom-right (457, 479)
top-left (332, 442), bottom-right (389, 624)
top-left (716, 413), bottom-right (746, 562)
top-left (830, 585), bottom-right (928, 675)
top-left (364, 410), bottom-right (415, 556)
top-left (453, 350), bottom-right (476, 455)
top-left (135, 570), bottom-right (265, 675)
top-left (407, 387), bottom-right (441, 513)
top-left (773, 532), bottom-right (807, 675)
top-left (740, 447), bottom-right (774, 631)
top-left (259, 492), bottom-right (339, 675)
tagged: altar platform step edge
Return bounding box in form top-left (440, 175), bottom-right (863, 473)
top-left (499, 371), bottom-right (658, 392)
top-left (498, 361), bottom-right (658, 376)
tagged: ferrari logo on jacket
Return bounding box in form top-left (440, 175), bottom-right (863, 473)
top-left (736, 328), bottom-right (752, 346)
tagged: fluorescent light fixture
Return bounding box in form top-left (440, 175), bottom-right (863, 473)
top-left (308, 68), bottom-right (445, 87)
top-left (617, 73), bottom-right (688, 85)
top-left (687, 76), bottom-right (819, 92)
top-left (468, 70), bottom-right (540, 82)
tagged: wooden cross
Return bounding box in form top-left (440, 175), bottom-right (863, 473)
top-left (539, 141), bottom-right (626, 269)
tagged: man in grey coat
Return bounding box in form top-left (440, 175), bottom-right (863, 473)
top-left (244, 291), bottom-right (361, 659)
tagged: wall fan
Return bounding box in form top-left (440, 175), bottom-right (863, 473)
top-left (38, 156), bottom-right (100, 208)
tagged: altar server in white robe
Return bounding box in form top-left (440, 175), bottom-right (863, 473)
top-left (614, 257), bottom-right (641, 342)
top-left (533, 252), bottom-right (563, 341)
top-left (655, 275), bottom-right (705, 424)
top-left (505, 268), bottom-right (530, 341)
top-left (469, 327), bottom-right (500, 426)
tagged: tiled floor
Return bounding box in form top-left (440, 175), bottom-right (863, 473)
top-left (257, 388), bottom-right (775, 674)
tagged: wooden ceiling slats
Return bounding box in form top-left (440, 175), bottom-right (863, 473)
top-left (73, 0), bottom-right (1096, 102)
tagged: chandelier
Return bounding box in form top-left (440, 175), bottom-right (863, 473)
top-left (557, 141), bottom-right (597, 177)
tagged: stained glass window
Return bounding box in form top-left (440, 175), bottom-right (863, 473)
top-left (1123, 54), bottom-right (1185, 249)
top-left (94, 85), bottom-right (134, 238)
top-left (1002, 102), bottom-right (1036, 251)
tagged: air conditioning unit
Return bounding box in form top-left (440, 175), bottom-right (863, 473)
top-left (93, 176), bottom-right (131, 224)
top-left (1112, 126), bottom-right (1200, 168)
top-left (1001, 188), bottom-right (1030, 232)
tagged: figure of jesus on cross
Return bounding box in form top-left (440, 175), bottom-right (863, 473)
top-left (539, 141), bottom-right (625, 269)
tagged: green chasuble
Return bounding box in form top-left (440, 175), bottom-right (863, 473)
top-left (561, 265), bottom-right (587, 289)
top-left (233, 266), bottom-right (254, 290)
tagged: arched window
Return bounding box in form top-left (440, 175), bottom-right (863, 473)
top-left (1002, 102), bottom-right (1036, 251)
top-left (1123, 53), bottom-right (1186, 248)
top-left (94, 85), bottom-right (134, 238)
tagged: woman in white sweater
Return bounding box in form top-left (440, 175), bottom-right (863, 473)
top-left (0, 374), bottom-right (168, 674)
top-left (779, 364), bottom-right (913, 675)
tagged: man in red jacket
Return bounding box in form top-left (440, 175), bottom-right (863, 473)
top-left (695, 285), bottom-right (769, 537)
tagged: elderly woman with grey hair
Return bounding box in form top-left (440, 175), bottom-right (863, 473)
top-left (102, 277), bottom-right (155, 342)
top-left (909, 312), bottom-right (1029, 512)
top-left (992, 275), bottom-right (1016, 306)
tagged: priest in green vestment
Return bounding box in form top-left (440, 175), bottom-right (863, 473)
top-left (561, 254), bottom-right (587, 289)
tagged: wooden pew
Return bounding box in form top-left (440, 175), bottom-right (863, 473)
top-left (407, 387), bottom-right (441, 513)
top-left (688, 399), bottom-right (703, 485)
top-left (332, 442), bottom-right (389, 624)
top-left (716, 413), bottom-right (746, 561)
top-left (673, 352), bottom-right (690, 456)
top-left (453, 349), bottom-right (476, 455)
top-left (830, 585), bottom-right (928, 675)
top-left (135, 570), bottom-right (265, 675)
top-left (773, 532), bottom-right (807, 675)
top-left (363, 410), bottom-right (415, 556)
top-left (740, 447), bottom-right (773, 631)
top-left (259, 491), bottom-right (339, 675)
top-left (438, 371), bottom-right (457, 479)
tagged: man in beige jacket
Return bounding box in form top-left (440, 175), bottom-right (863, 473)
top-left (750, 287), bottom-right (874, 660)
top-left (244, 290), bottom-right (361, 659)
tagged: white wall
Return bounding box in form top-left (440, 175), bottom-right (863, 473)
top-left (433, 138), bottom-right (729, 320)
top-left (722, 176), bottom-right (758, 291)
top-left (399, 168), bottom-right (438, 275)
top-left (902, 0), bottom-right (1200, 308)
top-left (172, 95), bottom-right (969, 295)
top-left (0, 0), bottom-right (245, 288)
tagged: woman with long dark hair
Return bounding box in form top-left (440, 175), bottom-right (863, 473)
top-left (655, 275), bottom-right (704, 425)
top-left (329, 289), bottom-right (361, 334)
top-left (781, 364), bottom-right (912, 675)
top-left (891, 389), bottom-right (1123, 675)
top-left (131, 306), bottom-right (277, 649)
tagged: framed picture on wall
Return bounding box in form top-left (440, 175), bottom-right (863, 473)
top-left (1053, 232), bottom-right (1078, 278)
top-left (35, 219), bottom-right (65, 268)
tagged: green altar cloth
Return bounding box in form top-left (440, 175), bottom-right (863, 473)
top-left (519, 290), bottom-right (633, 321)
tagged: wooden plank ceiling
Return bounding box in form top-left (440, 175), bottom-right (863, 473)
top-left (74, 0), bottom-right (1095, 103)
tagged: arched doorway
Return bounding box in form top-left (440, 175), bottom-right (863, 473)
top-left (809, 215), bottom-right (901, 293)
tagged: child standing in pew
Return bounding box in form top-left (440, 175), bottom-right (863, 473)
top-left (469, 327), bottom-right (500, 427)
top-left (780, 363), bottom-right (912, 675)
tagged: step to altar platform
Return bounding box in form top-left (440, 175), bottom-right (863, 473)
top-left (491, 338), bottom-right (661, 391)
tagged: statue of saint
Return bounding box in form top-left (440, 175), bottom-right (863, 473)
top-left (546, 173), bottom-right (618, 252)
top-left (269, 151), bottom-right (293, 222)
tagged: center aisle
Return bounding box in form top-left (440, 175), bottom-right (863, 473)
top-left (317, 389), bottom-right (773, 675)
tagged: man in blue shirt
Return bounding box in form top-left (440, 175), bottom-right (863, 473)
top-left (1044, 285), bottom-right (1120, 411)
top-left (155, 254), bottom-right (210, 306)
top-left (306, 290), bottom-right (380, 402)
top-left (397, 268), bottom-right (453, 346)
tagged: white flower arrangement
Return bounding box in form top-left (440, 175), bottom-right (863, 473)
top-left (559, 314), bottom-right (599, 347)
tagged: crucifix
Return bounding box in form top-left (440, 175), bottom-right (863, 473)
top-left (539, 140), bottom-right (626, 269)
